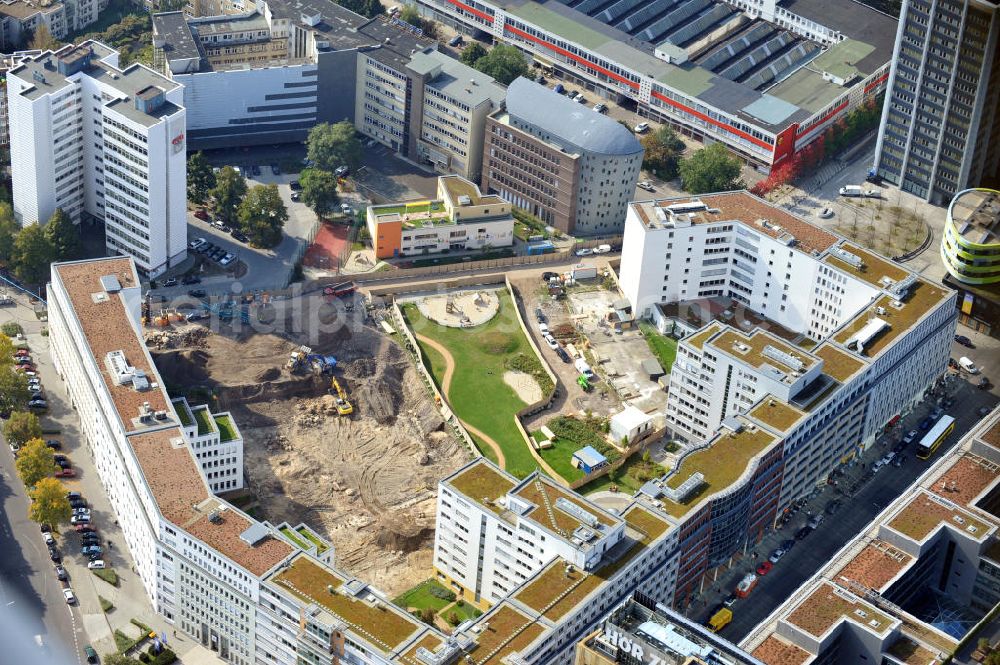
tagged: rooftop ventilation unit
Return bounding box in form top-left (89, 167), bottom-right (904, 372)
top-left (138, 401), bottom-right (153, 421)
top-left (132, 369), bottom-right (150, 391)
top-left (888, 273), bottom-right (917, 299)
top-left (662, 472), bottom-right (705, 502)
top-left (208, 509), bottom-right (223, 524)
top-left (831, 247), bottom-right (865, 269)
top-left (99, 274), bottom-right (122, 293)
top-left (666, 200), bottom-right (706, 215)
top-left (457, 195), bottom-right (472, 206)
top-left (239, 521), bottom-right (271, 545)
top-left (763, 345), bottom-right (804, 371)
top-left (105, 350), bottom-right (135, 385)
top-left (572, 526), bottom-right (597, 542)
top-left (555, 497), bottom-right (599, 528)
top-left (844, 318), bottom-right (889, 355)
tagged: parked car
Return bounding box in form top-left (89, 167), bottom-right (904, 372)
top-left (756, 561), bottom-right (773, 575)
top-left (290, 180), bottom-right (302, 191)
top-left (980, 377), bottom-right (993, 391)
top-left (948, 357), bottom-right (959, 370)
top-left (188, 289), bottom-right (206, 298)
top-left (14, 356), bottom-right (32, 365)
top-left (825, 500), bottom-right (842, 515)
top-left (575, 248), bottom-right (592, 257)
top-left (85, 645), bottom-right (98, 663)
top-left (220, 253), bottom-right (236, 267)
top-left (637, 180), bottom-right (655, 192)
top-left (63, 588), bottom-right (76, 604)
top-left (55, 565), bottom-right (68, 581)
top-left (930, 407), bottom-right (944, 420)
top-left (81, 545), bottom-right (103, 556)
top-left (541, 271), bottom-right (559, 282)
top-left (40, 523), bottom-right (51, 533)
top-left (544, 334), bottom-right (559, 350)
top-left (211, 220), bottom-right (227, 230)
top-left (73, 508), bottom-right (91, 516)
top-left (794, 526), bottom-right (812, 540)
top-left (553, 83), bottom-right (564, 94)
top-left (56, 468), bottom-right (77, 479)
top-left (28, 399), bottom-right (48, 410)
top-left (959, 356), bottom-right (980, 374)
top-left (43, 532), bottom-right (55, 546)
top-left (232, 230), bottom-right (249, 243)
top-left (556, 347), bottom-right (571, 363)
top-left (44, 440), bottom-right (60, 450)
top-left (448, 34), bottom-right (463, 47)
top-left (87, 560), bottom-right (106, 570)
top-left (954, 334), bottom-right (974, 348)
top-left (572, 92), bottom-right (586, 104)
top-left (271, 164), bottom-right (281, 175)
top-left (781, 539), bottom-right (796, 551)
top-left (534, 307), bottom-right (545, 323)
top-left (818, 207), bottom-right (834, 219)
top-left (768, 548), bottom-right (785, 563)
top-left (807, 514), bottom-right (824, 529)
top-left (189, 238), bottom-right (205, 251)
top-left (290, 191), bottom-right (301, 202)
top-left (634, 122), bottom-right (650, 133)
top-left (66, 491), bottom-right (81, 500)
top-left (193, 209), bottom-right (210, 221)
top-left (75, 524), bottom-right (96, 533)
top-left (919, 416), bottom-right (934, 430)
top-left (161, 277), bottom-right (178, 288)
top-left (902, 429), bottom-right (918, 445)
top-left (593, 102), bottom-right (608, 113)
top-left (182, 274), bottom-right (202, 285)
top-left (335, 165), bottom-right (350, 177)
top-left (186, 311), bottom-right (209, 322)
top-left (196, 242), bottom-right (214, 255)
top-left (50, 549), bottom-right (61, 563)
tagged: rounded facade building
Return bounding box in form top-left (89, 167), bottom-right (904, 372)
top-left (942, 188), bottom-right (1000, 286)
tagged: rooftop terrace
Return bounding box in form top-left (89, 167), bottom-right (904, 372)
top-left (928, 454), bottom-right (1000, 509)
top-left (824, 243), bottom-right (909, 289)
top-left (511, 474), bottom-right (620, 537)
top-left (949, 188), bottom-right (999, 245)
top-left (751, 635), bottom-right (811, 665)
top-left (886, 491), bottom-right (991, 542)
top-left (684, 322), bottom-right (724, 351)
top-left (749, 398), bottom-right (806, 433)
top-left (833, 282), bottom-right (949, 358)
top-left (371, 200), bottom-right (452, 229)
top-left (271, 556), bottom-right (422, 653)
top-left (886, 637), bottom-right (941, 665)
top-left (812, 344), bottom-right (865, 383)
top-left (463, 603), bottom-right (546, 665)
top-left (834, 541), bottom-right (911, 592)
top-left (711, 328), bottom-right (816, 378)
top-left (786, 582), bottom-right (894, 638)
top-left (446, 460), bottom-right (516, 512)
top-left (661, 422), bottom-right (775, 517)
top-left (513, 505), bottom-right (670, 621)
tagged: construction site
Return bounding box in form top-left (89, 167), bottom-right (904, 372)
top-left (145, 293), bottom-right (470, 595)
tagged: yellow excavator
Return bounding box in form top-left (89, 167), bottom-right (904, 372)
top-left (330, 377), bottom-right (353, 416)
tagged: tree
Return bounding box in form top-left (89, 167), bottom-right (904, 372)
top-left (187, 151), bottom-right (216, 205)
top-left (641, 126), bottom-right (685, 180)
top-left (16, 438), bottom-right (53, 488)
top-left (299, 169), bottom-right (340, 218)
top-left (460, 41), bottom-right (487, 66)
top-left (678, 143), bottom-right (744, 194)
top-left (399, 5), bottom-right (437, 38)
top-left (472, 44), bottom-right (529, 86)
top-left (306, 122), bottom-right (362, 173)
top-left (28, 25), bottom-right (60, 51)
top-left (0, 202), bottom-right (19, 264)
top-left (28, 478), bottom-right (72, 529)
top-left (210, 166), bottom-right (248, 227)
top-left (44, 208), bottom-right (81, 261)
top-left (5, 411), bottom-right (42, 447)
top-left (238, 184), bottom-right (287, 249)
top-left (12, 223), bottom-right (55, 284)
top-left (0, 371), bottom-right (31, 417)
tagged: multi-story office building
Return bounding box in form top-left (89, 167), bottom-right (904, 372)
top-left (481, 77), bottom-right (643, 236)
top-left (366, 174), bottom-right (514, 259)
top-left (173, 397), bottom-right (245, 493)
top-left (405, 50), bottom-right (505, 182)
top-left (743, 407), bottom-right (1000, 665)
top-left (412, 0), bottom-right (894, 174)
top-left (940, 188), bottom-right (1000, 335)
top-left (575, 593), bottom-right (762, 665)
top-left (873, 0), bottom-right (1000, 204)
top-left (8, 42), bottom-right (187, 277)
top-left (47, 256), bottom-right (459, 665)
top-left (616, 191), bottom-right (956, 604)
top-left (0, 0), bottom-right (108, 49)
top-left (152, 2), bottom-right (435, 151)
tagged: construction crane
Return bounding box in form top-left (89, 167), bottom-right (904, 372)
top-left (330, 377), bottom-right (353, 415)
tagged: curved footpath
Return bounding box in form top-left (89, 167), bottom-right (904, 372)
top-left (415, 332), bottom-right (507, 469)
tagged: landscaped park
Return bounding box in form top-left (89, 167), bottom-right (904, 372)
top-left (400, 290), bottom-right (552, 479)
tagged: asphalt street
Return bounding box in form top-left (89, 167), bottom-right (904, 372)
top-left (0, 426), bottom-right (82, 664)
top-left (703, 365), bottom-right (998, 642)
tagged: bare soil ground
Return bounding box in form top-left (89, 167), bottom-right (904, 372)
top-left (147, 297), bottom-right (469, 595)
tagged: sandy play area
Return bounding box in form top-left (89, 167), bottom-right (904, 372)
top-left (503, 370), bottom-right (543, 404)
top-left (415, 290), bottom-right (499, 328)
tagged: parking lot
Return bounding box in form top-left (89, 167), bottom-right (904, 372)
top-left (695, 357), bottom-right (999, 640)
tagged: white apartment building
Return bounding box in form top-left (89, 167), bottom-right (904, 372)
top-left (8, 42), bottom-right (187, 277)
top-left (0, 0), bottom-right (108, 50)
top-left (173, 397), bottom-right (245, 493)
top-left (405, 50), bottom-right (505, 182)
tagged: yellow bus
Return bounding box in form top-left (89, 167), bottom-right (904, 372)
top-left (916, 415), bottom-right (955, 459)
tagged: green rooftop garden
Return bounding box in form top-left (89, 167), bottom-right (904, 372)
top-left (296, 526), bottom-right (329, 554)
top-left (192, 407), bottom-right (215, 436)
top-left (214, 414), bottom-right (238, 442)
top-left (172, 400), bottom-right (193, 427)
top-left (280, 526), bottom-right (310, 551)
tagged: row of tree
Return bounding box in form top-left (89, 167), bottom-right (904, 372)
top-left (459, 42), bottom-right (531, 86)
top-left (187, 154), bottom-right (288, 248)
top-left (0, 205), bottom-right (81, 284)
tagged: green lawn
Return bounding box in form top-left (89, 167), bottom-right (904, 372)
top-left (535, 435), bottom-right (587, 483)
top-left (638, 321), bottom-right (678, 373)
top-left (279, 526), bottom-right (310, 551)
top-left (577, 451), bottom-right (664, 496)
top-left (392, 579), bottom-right (454, 613)
top-left (192, 408), bottom-right (215, 436)
top-left (402, 293), bottom-right (538, 478)
top-left (445, 600), bottom-right (482, 624)
top-left (214, 414), bottom-right (238, 442)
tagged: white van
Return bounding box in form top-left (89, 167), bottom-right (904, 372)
top-left (593, 244), bottom-right (612, 254)
top-left (959, 356), bottom-right (980, 374)
top-left (839, 185), bottom-right (863, 197)
top-left (575, 358), bottom-right (595, 379)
